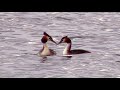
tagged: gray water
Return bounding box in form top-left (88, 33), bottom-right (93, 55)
top-left (0, 12), bottom-right (120, 78)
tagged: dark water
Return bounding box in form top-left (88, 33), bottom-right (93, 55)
top-left (0, 12), bottom-right (120, 78)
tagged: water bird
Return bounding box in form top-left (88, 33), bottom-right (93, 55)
top-left (38, 32), bottom-right (57, 57)
top-left (58, 36), bottom-right (91, 55)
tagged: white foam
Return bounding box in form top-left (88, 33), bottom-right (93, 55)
top-left (0, 46), bottom-right (4, 47)
top-left (28, 41), bottom-right (37, 44)
top-left (105, 29), bottom-right (113, 32)
top-left (98, 17), bottom-right (104, 21)
top-left (99, 69), bottom-right (108, 72)
top-left (14, 54), bottom-right (21, 56)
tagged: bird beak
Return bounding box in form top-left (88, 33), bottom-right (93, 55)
top-left (50, 38), bottom-right (57, 45)
top-left (57, 40), bottom-right (62, 45)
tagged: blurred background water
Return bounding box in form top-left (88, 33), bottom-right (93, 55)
top-left (0, 12), bottom-right (120, 78)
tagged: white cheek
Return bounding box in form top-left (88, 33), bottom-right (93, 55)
top-left (47, 37), bottom-right (49, 40)
top-left (63, 39), bottom-right (66, 43)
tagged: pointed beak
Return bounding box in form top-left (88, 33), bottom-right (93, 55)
top-left (57, 40), bottom-right (62, 45)
top-left (50, 38), bottom-right (57, 45)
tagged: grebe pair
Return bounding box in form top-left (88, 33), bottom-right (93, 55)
top-left (39, 32), bottom-right (90, 57)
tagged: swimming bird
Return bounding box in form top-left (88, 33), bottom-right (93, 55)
top-left (58, 36), bottom-right (91, 55)
top-left (38, 32), bottom-right (57, 57)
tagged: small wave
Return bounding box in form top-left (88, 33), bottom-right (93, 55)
top-left (55, 16), bottom-right (73, 21)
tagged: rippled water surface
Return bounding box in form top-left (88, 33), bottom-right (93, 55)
top-left (1, 12), bottom-right (120, 78)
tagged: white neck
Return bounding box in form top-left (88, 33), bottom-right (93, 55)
top-left (41, 43), bottom-right (51, 56)
top-left (63, 43), bottom-right (71, 55)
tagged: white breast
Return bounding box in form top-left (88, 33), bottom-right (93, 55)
top-left (40, 44), bottom-right (51, 56)
top-left (63, 47), bottom-right (68, 55)
top-left (63, 43), bottom-right (71, 55)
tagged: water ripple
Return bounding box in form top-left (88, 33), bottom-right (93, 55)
top-left (0, 12), bottom-right (120, 78)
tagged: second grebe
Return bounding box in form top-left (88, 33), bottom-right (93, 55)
top-left (58, 36), bottom-right (91, 55)
top-left (38, 32), bottom-right (57, 57)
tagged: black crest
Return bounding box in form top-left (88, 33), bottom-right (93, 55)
top-left (43, 32), bottom-right (50, 37)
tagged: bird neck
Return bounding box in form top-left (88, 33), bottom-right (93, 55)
top-left (43, 43), bottom-right (49, 50)
top-left (42, 43), bottom-right (51, 53)
top-left (63, 43), bottom-right (71, 55)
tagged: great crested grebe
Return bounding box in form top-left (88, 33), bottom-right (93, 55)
top-left (38, 32), bottom-right (57, 57)
top-left (58, 36), bottom-right (91, 55)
